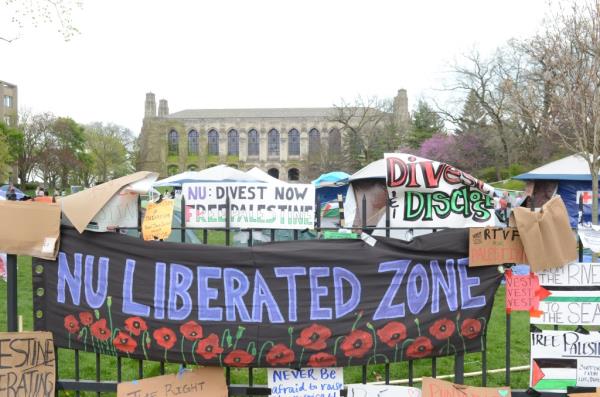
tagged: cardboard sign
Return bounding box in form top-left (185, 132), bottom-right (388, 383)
top-left (469, 227), bottom-right (527, 266)
top-left (86, 190), bottom-right (138, 232)
top-left (505, 270), bottom-right (548, 314)
top-left (268, 368), bottom-right (343, 397)
top-left (347, 384), bottom-right (421, 397)
top-left (531, 330), bottom-right (600, 391)
top-left (384, 153), bottom-right (499, 228)
top-left (513, 196), bottom-right (578, 272)
top-left (183, 182), bottom-right (315, 229)
top-left (0, 201), bottom-right (60, 260)
top-left (142, 199), bottom-right (174, 240)
top-left (117, 367), bottom-right (227, 397)
top-left (0, 331), bottom-right (55, 397)
top-left (61, 171), bottom-right (158, 233)
top-left (569, 390), bottom-right (599, 397)
top-left (531, 262), bottom-right (600, 326)
top-left (421, 377), bottom-right (511, 397)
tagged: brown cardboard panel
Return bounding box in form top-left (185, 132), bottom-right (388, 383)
top-left (117, 367), bottom-right (227, 397)
top-left (60, 171), bottom-right (157, 233)
top-left (422, 377), bottom-right (511, 397)
top-left (0, 201), bottom-right (60, 259)
top-left (469, 227), bottom-right (528, 266)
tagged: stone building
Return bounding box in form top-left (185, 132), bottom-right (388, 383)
top-left (0, 80), bottom-right (18, 127)
top-left (137, 89), bottom-right (409, 182)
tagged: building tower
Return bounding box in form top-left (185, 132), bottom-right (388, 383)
top-left (158, 99), bottom-right (169, 117)
top-left (144, 92), bottom-right (156, 118)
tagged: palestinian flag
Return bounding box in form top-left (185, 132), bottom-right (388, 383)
top-left (321, 201), bottom-right (340, 218)
top-left (531, 358), bottom-right (577, 391)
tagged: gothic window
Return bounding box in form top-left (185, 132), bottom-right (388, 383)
top-left (309, 128), bottom-right (321, 156)
top-left (228, 129), bottom-right (239, 155)
top-left (288, 128), bottom-right (300, 156)
top-left (248, 129), bottom-right (259, 156)
top-left (268, 168), bottom-right (279, 179)
top-left (288, 168), bottom-right (300, 181)
top-left (208, 129), bottom-right (219, 155)
top-left (268, 129), bottom-right (280, 156)
top-left (168, 130), bottom-right (179, 155)
top-left (188, 130), bottom-right (199, 155)
top-left (329, 128), bottom-right (341, 153)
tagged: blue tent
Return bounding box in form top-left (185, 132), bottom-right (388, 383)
top-left (514, 154), bottom-right (594, 227)
top-left (0, 185), bottom-right (25, 200)
top-left (312, 171), bottom-right (350, 205)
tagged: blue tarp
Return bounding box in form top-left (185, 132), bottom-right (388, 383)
top-left (556, 180), bottom-right (595, 227)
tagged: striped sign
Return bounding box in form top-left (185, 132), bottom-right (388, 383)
top-left (530, 330), bottom-right (600, 392)
top-left (532, 262), bottom-right (600, 326)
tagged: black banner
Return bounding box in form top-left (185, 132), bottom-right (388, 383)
top-left (33, 228), bottom-right (502, 368)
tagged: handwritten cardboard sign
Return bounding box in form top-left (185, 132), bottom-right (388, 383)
top-left (142, 199), bottom-right (174, 241)
top-left (347, 384), bottom-right (421, 397)
top-left (0, 331), bottom-right (55, 397)
top-left (267, 368), bottom-right (344, 397)
top-left (505, 270), bottom-right (549, 314)
top-left (422, 377), bottom-right (511, 397)
top-left (531, 262), bottom-right (600, 326)
top-left (569, 389), bottom-right (599, 397)
top-left (117, 367), bottom-right (227, 397)
top-left (469, 227), bottom-right (527, 267)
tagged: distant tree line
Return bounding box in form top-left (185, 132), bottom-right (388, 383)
top-left (0, 112), bottom-right (136, 190)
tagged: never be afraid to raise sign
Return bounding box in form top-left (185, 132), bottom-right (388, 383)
top-left (33, 227), bottom-right (502, 368)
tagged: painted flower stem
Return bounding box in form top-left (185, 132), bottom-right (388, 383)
top-left (181, 338), bottom-right (186, 363)
top-left (191, 340), bottom-right (199, 365)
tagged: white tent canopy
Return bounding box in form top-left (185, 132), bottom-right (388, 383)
top-left (154, 165), bottom-right (264, 187)
top-left (246, 167), bottom-right (288, 184)
top-left (349, 159), bottom-right (386, 181)
top-left (514, 154), bottom-right (592, 181)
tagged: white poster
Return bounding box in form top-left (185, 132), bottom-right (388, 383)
top-left (347, 384), bottom-right (421, 397)
top-left (384, 153), bottom-right (500, 228)
top-left (268, 367), bottom-right (343, 397)
top-left (530, 330), bottom-right (600, 391)
top-left (183, 182), bottom-right (315, 229)
top-left (578, 225), bottom-right (600, 253)
top-left (532, 262), bottom-right (600, 326)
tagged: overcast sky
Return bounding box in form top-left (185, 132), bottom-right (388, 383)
top-left (1, 0), bottom-right (548, 134)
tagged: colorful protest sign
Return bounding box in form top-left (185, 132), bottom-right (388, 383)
top-left (384, 153), bottom-right (499, 228)
top-left (33, 227), bottom-right (502, 367)
top-left (505, 270), bottom-right (548, 314)
top-left (421, 377), bottom-right (511, 397)
top-left (142, 199), bottom-right (174, 241)
top-left (530, 330), bottom-right (600, 391)
top-left (183, 182), bottom-right (315, 229)
top-left (0, 331), bottom-right (55, 397)
top-left (117, 367), bottom-right (227, 397)
top-left (531, 262), bottom-right (600, 326)
top-left (469, 227), bottom-right (527, 266)
top-left (268, 368), bottom-right (343, 397)
top-left (347, 384), bottom-right (421, 397)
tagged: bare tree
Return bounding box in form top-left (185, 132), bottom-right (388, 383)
top-left (509, 1), bottom-right (600, 223)
top-left (1, 0), bottom-right (81, 43)
top-left (330, 97), bottom-right (401, 172)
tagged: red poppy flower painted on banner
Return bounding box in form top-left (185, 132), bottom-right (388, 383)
top-left (113, 331), bottom-right (137, 353)
top-left (265, 343), bottom-right (295, 366)
top-left (90, 319), bottom-right (111, 341)
top-left (196, 333), bottom-right (224, 360)
top-left (124, 316), bottom-right (148, 336)
top-left (406, 336), bottom-right (434, 359)
top-left (340, 329), bottom-right (373, 358)
top-left (64, 315), bottom-right (80, 334)
top-left (461, 319), bottom-right (482, 339)
top-left (153, 327), bottom-right (177, 350)
top-left (79, 312), bottom-right (93, 326)
top-left (295, 324), bottom-right (332, 351)
top-left (180, 321), bottom-right (203, 341)
top-left (307, 352), bottom-right (337, 367)
top-left (429, 319), bottom-right (455, 340)
top-left (377, 321), bottom-right (407, 348)
top-left (223, 349), bottom-right (254, 367)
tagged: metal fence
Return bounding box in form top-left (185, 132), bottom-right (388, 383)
top-left (2, 195), bottom-right (586, 396)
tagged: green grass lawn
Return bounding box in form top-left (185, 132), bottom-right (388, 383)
top-left (0, 256), bottom-right (532, 396)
